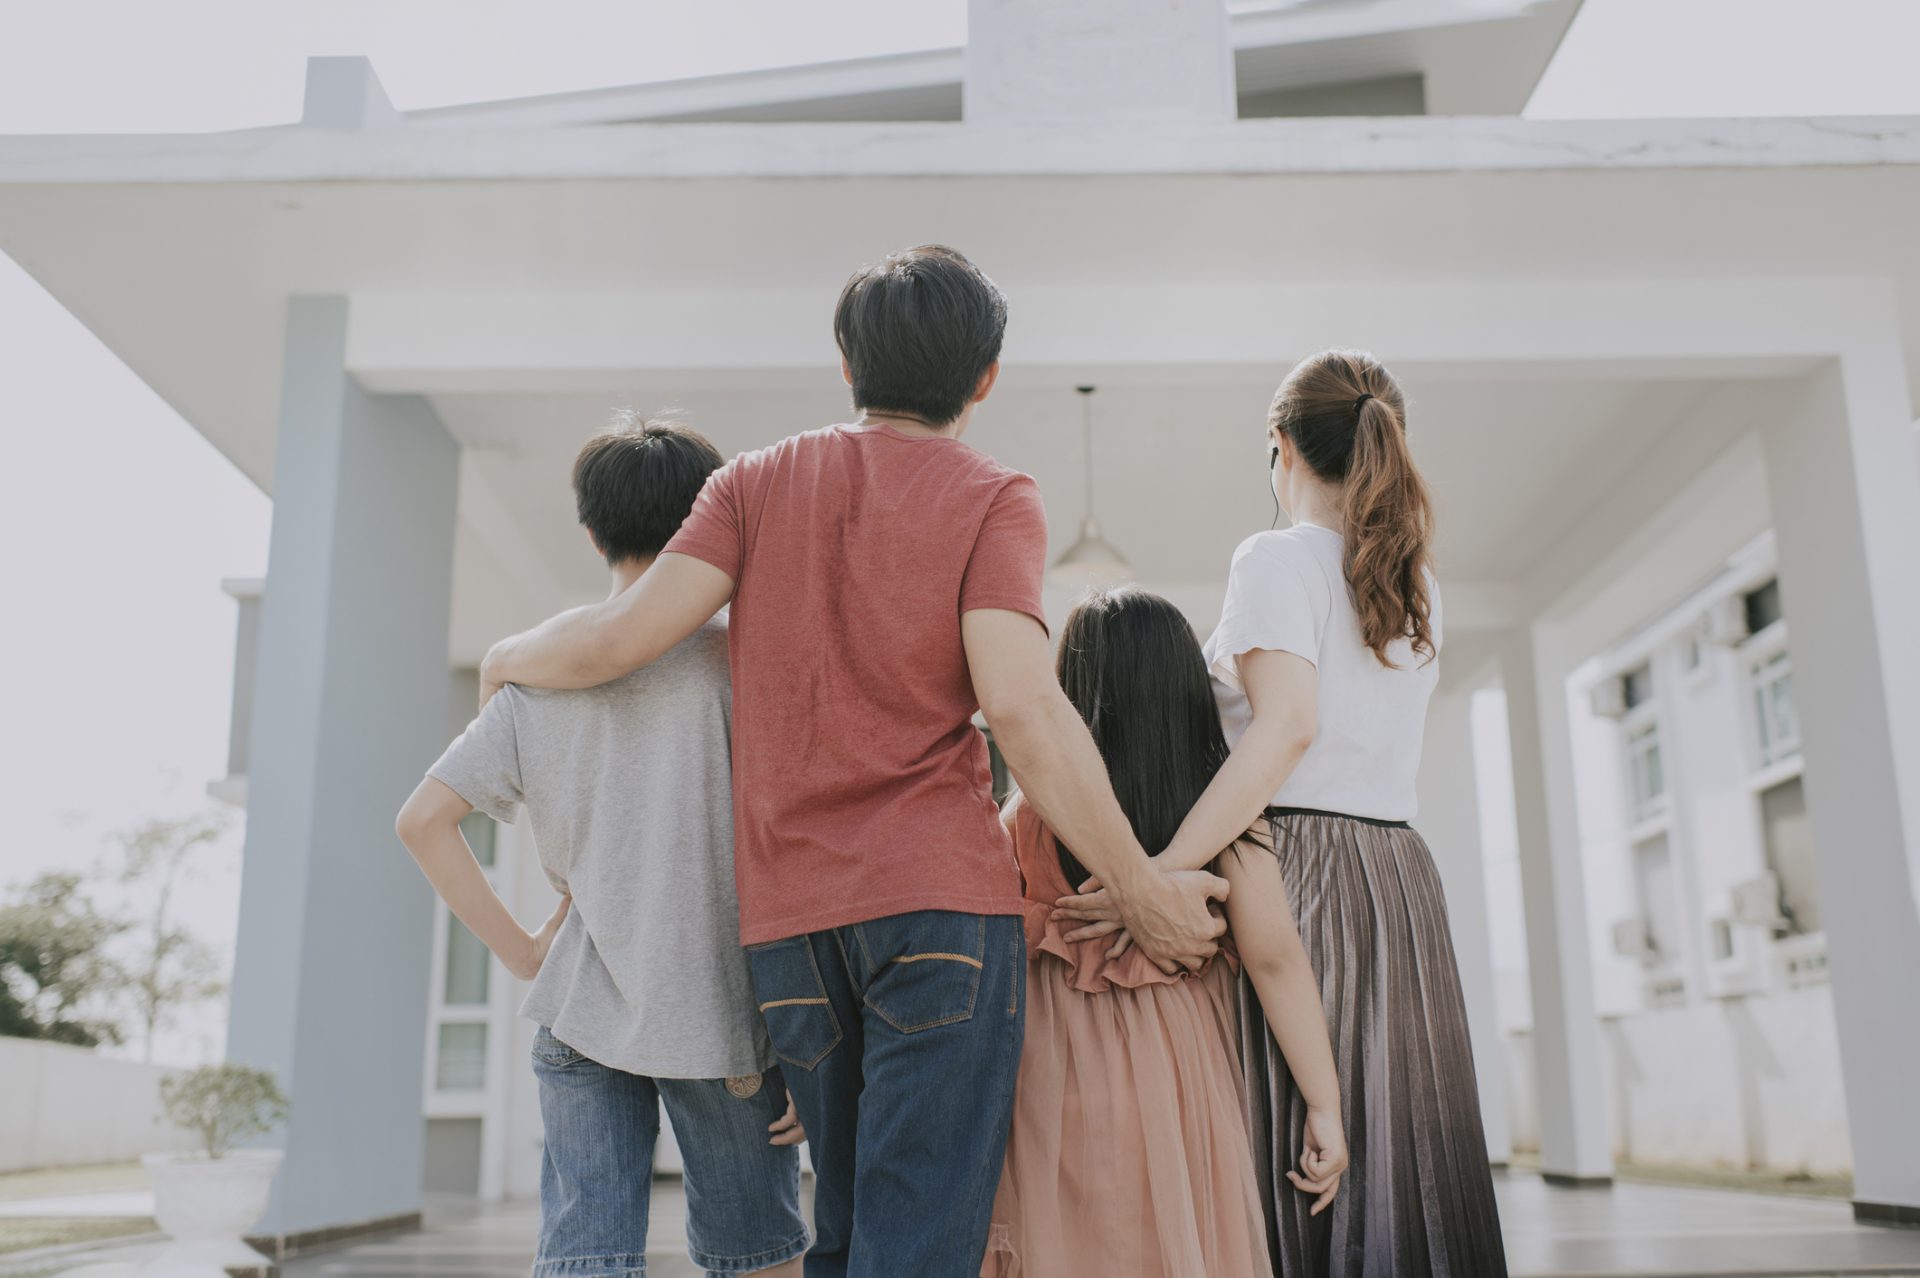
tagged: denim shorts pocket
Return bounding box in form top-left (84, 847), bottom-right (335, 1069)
top-left (857, 912), bottom-right (986, 1033)
top-left (746, 938), bottom-right (842, 1071)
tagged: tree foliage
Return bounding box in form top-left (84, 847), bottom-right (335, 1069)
top-left (160, 1063), bottom-right (290, 1160)
top-left (0, 872), bottom-right (130, 1046)
top-left (115, 813), bottom-right (231, 1062)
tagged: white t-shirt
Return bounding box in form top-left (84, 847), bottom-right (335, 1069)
top-left (1202, 523), bottom-right (1441, 822)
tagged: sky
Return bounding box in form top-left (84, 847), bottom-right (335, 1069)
top-left (1, 0), bottom-right (1915, 1065)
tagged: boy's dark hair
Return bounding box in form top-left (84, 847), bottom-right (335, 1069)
top-left (572, 416), bottom-right (724, 565)
top-left (833, 244), bottom-right (1007, 426)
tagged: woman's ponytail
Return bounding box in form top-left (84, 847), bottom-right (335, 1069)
top-left (1269, 350), bottom-right (1435, 667)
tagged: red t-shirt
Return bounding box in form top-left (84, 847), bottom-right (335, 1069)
top-left (664, 423), bottom-right (1047, 944)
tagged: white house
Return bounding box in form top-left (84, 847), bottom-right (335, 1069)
top-left (1484, 531), bottom-right (1855, 1178)
top-left (4, 0), bottom-right (1920, 1252)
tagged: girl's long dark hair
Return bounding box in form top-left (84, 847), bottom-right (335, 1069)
top-left (1053, 589), bottom-right (1233, 888)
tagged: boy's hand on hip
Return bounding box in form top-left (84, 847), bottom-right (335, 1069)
top-left (768, 1094), bottom-right (806, 1147)
top-left (507, 895), bottom-right (571, 982)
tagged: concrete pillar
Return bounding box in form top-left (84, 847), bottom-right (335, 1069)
top-left (1760, 355), bottom-right (1920, 1223)
top-left (1499, 626), bottom-right (1615, 1184)
top-left (1418, 685), bottom-right (1513, 1163)
top-left (226, 296), bottom-right (459, 1242)
top-left (964, 0), bottom-right (1235, 123)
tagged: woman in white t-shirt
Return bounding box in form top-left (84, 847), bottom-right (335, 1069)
top-left (1060, 350), bottom-right (1506, 1277)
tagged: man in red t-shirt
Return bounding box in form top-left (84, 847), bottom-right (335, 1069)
top-left (482, 246), bottom-right (1227, 1276)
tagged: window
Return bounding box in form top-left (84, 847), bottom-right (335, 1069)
top-left (1744, 578), bottom-right (1784, 636)
top-left (1626, 724), bottom-right (1666, 822)
top-left (443, 917), bottom-right (490, 1006)
top-left (1633, 834), bottom-right (1683, 973)
top-left (1622, 663), bottom-right (1654, 711)
top-left (1760, 777), bottom-right (1819, 935)
top-left (434, 1022), bottom-right (489, 1091)
top-left (427, 813), bottom-right (507, 1102)
top-left (1751, 650), bottom-right (1800, 766)
top-left (1680, 635), bottom-right (1704, 675)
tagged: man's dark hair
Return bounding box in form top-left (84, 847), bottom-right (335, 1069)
top-left (572, 416), bottom-right (724, 565)
top-left (833, 244), bottom-right (1007, 426)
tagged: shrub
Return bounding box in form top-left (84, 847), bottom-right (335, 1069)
top-left (159, 1063), bottom-right (289, 1160)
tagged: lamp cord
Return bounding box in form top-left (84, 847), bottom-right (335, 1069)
top-left (1080, 388), bottom-right (1095, 520)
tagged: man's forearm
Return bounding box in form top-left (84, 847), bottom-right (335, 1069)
top-left (483, 601), bottom-right (634, 694)
top-left (483, 553), bottom-right (736, 701)
top-left (991, 692), bottom-right (1154, 899)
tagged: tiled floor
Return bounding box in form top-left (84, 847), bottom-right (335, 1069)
top-left (1496, 1174), bottom-right (1920, 1276)
top-left (271, 1173), bottom-right (1920, 1278)
top-left (15, 1173), bottom-right (1920, 1277)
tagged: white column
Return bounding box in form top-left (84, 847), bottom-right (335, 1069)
top-left (964, 0), bottom-right (1235, 123)
top-left (1499, 626), bottom-right (1615, 1183)
top-left (1418, 685), bottom-right (1513, 1163)
top-left (225, 296), bottom-right (459, 1241)
top-left (1759, 354), bottom-right (1920, 1223)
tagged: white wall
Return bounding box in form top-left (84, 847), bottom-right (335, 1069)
top-left (1598, 990), bottom-right (1851, 1175)
top-left (0, 1037), bottom-right (190, 1171)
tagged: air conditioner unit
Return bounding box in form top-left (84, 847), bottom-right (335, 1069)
top-left (1702, 596), bottom-right (1751, 647)
top-left (1706, 918), bottom-right (1768, 997)
top-left (1611, 917), bottom-right (1653, 961)
top-left (1589, 678), bottom-right (1628, 720)
top-left (1730, 871), bottom-right (1788, 930)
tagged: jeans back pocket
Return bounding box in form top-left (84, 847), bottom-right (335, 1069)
top-left (746, 937), bottom-right (844, 1071)
top-left (530, 1025), bottom-right (585, 1072)
top-left (856, 912), bottom-right (986, 1034)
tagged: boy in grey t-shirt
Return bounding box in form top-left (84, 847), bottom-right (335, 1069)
top-left (396, 420), bottom-right (807, 1278)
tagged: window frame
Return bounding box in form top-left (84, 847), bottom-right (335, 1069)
top-left (1622, 707), bottom-right (1668, 828)
top-left (1743, 624), bottom-right (1800, 772)
top-left (422, 812), bottom-right (516, 1118)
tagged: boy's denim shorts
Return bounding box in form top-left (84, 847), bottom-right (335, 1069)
top-left (530, 1026), bottom-right (809, 1277)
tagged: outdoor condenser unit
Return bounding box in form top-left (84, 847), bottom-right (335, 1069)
top-left (1703, 595), bottom-right (1752, 646)
top-left (1589, 678), bottom-right (1629, 720)
top-left (1611, 917), bottom-right (1654, 961)
top-left (1730, 871), bottom-right (1788, 930)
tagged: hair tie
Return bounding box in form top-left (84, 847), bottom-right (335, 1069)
top-left (1354, 393), bottom-right (1375, 412)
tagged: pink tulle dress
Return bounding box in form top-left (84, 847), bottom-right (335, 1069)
top-left (982, 801), bottom-right (1273, 1278)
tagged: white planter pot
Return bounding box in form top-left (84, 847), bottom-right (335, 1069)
top-left (136, 1150), bottom-right (282, 1277)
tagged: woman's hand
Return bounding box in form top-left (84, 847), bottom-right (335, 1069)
top-left (1051, 878), bottom-right (1138, 956)
top-left (768, 1094), bottom-right (806, 1147)
top-left (1287, 1105), bottom-right (1348, 1216)
top-left (1051, 877), bottom-right (1121, 942)
top-left (506, 896), bottom-right (571, 982)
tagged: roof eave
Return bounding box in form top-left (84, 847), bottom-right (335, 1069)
top-left (2, 115), bottom-right (1916, 185)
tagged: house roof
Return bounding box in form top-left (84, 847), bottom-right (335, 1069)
top-left (403, 0), bottom-right (1582, 126)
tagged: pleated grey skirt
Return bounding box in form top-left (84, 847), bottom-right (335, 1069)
top-left (1238, 808), bottom-right (1508, 1278)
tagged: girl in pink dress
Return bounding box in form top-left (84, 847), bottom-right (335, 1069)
top-left (983, 588), bottom-right (1348, 1278)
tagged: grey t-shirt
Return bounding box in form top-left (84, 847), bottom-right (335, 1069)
top-left (428, 616), bottom-right (771, 1079)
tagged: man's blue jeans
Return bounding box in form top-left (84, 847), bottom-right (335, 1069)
top-left (746, 910), bottom-right (1026, 1278)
